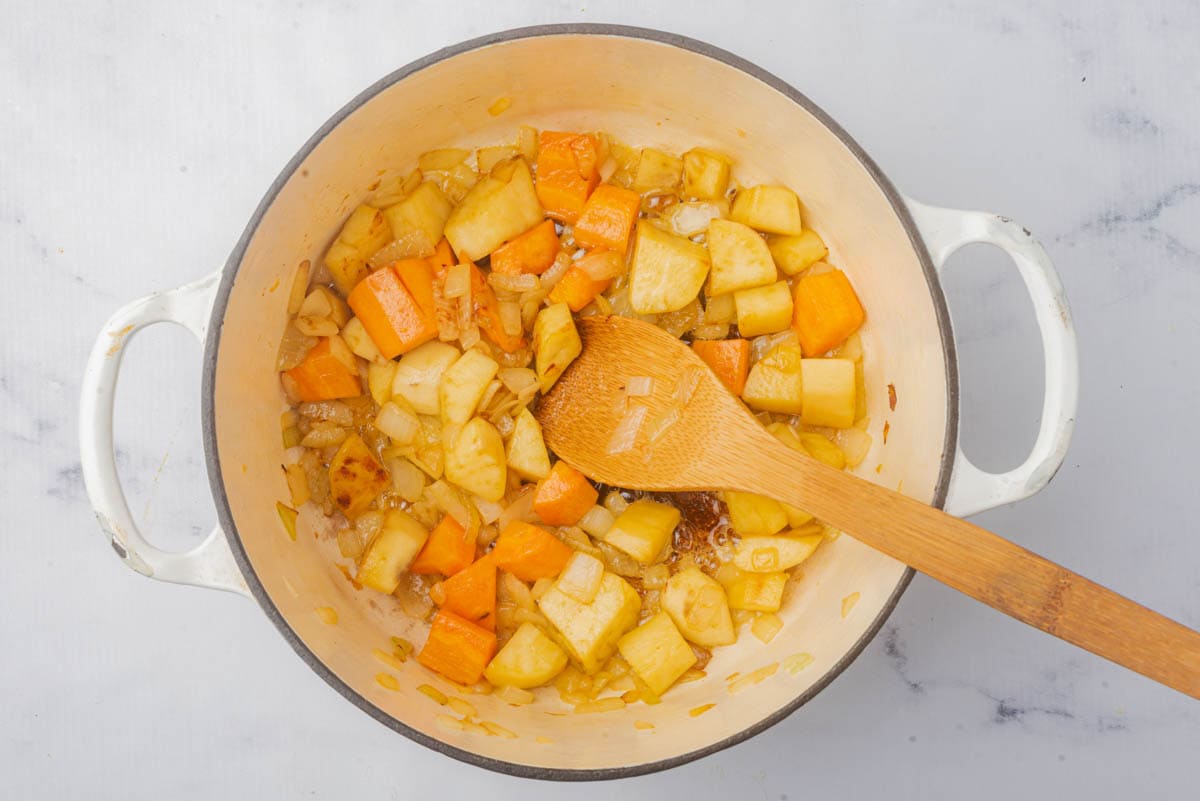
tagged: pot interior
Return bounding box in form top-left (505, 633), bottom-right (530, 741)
top-left (210, 29), bottom-right (951, 775)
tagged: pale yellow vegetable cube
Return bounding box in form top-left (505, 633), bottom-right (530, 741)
top-left (555, 551), bottom-right (605, 604)
top-left (443, 159), bottom-right (543, 259)
top-left (603, 499), bottom-right (681, 563)
top-left (324, 239), bottom-right (370, 299)
top-left (800, 358), bottom-right (856, 429)
top-left (724, 490), bottom-right (788, 537)
top-left (618, 613), bottom-right (697, 695)
top-left (629, 220), bottom-right (711, 314)
top-left (706, 219), bottom-right (777, 296)
top-left (662, 567), bottom-right (735, 646)
top-left (340, 317), bottom-right (382, 362)
top-left (532, 302), bottom-right (582, 391)
top-left (682, 148), bottom-right (731, 200)
top-left (506, 407), bottom-right (551, 481)
top-left (439, 348), bottom-right (500, 425)
top-left (392, 340), bottom-right (460, 415)
top-left (733, 534), bottom-right (822, 572)
top-left (537, 572), bottom-right (641, 673)
top-left (633, 147), bottom-right (682, 192)
top-left (444, 416), bottom-right (507, 502)
top-left (730, 185), bottom-right (803, 235)
top-left (328, 434), bottom-right (389, 520)
top-left (324, 204), bottom-right (392, 296)
top-left (734, 280), bottom-right (793, 337)
top-left (484, 622), bottom-right (569, 689)
top-left (768, 230), bottom-right (828, 275)
top-left (800, 433), bottom-right (846, 470)
top-left (742, 343), bottom-right (804, 414)
top-left (357, 510), bottom-right (428, 594)
top-left (367, 360), bottom-right (398, 407)
top-left (383, 182), bottom-right (453, 258)
top-left (720, 569), bottom-right (787, 612)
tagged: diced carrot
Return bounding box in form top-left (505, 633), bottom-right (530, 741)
top-left (410, 514), bottom-right (475, 576)
top-left (535, 131), bottom-right (600, 224)
top-left (491, 520), bottom-right (574, 581)
top-left (532, 461), bottom-right (599, 526)
top-left (490, 219), bottom-right (561, 275)
top-left (791, 269), bottom-right (866, 356)
top-left (417, 609), bottom-right (497, 685)
top-left (284, 337), bottom-right (361, 401)
top-left (573, 184), bottom-right (641, 253)
top-left (347, 267), bottom-right (437, 359)
top-left (692, 338), bottom-right (751, 396)
top-left (547, 265), bottom-right (610, 312)
top-left (429, 238), bottom-right (457, 272)
top-left (468, 263), bottom-right (525, 353)
top-left (393, 257), bottom-right (436, 315)
top-left (437, 554), bottom-right (497, 630)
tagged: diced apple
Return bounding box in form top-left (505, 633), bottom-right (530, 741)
top-left (706, 219), bottom-right (777, 296)
top-left (382, 182), bottom-right (453, 258)
top-left (724, 490), bottom-right (788, 537)
top-left (719, 568), bottom-right (787, 612)
top-left (618, 613), bottom-right (697, 695)
top-left (629, 220), bottom-right (711, 314)
top-left (324, 204), bottom-right (392, 296)
top-left (532, 302), bottom-right (582, 391)
top-left (357, 510), bottom-right (428, 594)
top-left (367, 360), bottom-right (398, 407)
top-left (505, 407), bottom-right (551, 481)
top-left (632, 148), bottom-right (682, 192)
top-left (734, 280), bottom-right (793, 337)
top-left (603, 499), bottom-right (680, 563)
top-left (800, 358), bottom-right (856, 429)
top-left (444, 417), bottom-right (507, 502)
top-left (741, 343), bottom-right (804, 414)
top-left (768, 230), bottom-right (828, 275)
top-left (328, 434), bottom-right (390, 520)
top-left (443, 159), bottom-right (544, 260)
top-left (483, 622), bottom-right (569, 689)
top-left (682, 148), bottom-right (731, 200)
top-left (340, 316), bottom-right (382, 362)
top-left (537, 571), bottom-right (641, 673)
top-left (392, 340), bottom-right (460, 415)
top-left (439, 348), bottom-right (500, 425)
top-left (662, 567), bottom-right (736, 647)
top-left (555, 551), bottom-right (605, 604)
top-left (730, 185), bottom-right (804, 235)
top-left (733, 534), bottom-right (822, 572)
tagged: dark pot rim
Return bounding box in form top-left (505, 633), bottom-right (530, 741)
top-left (202, 22), bottom-right (957, 782)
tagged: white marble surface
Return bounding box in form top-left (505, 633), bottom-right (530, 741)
top-left (4, 0), bottom-right (1199, 797)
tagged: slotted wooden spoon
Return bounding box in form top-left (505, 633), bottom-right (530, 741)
top-left (536, 315), bottom-right (1200, 700)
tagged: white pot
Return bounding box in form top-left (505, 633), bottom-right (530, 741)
top-left (79, 25), bottom-right (1077, 779)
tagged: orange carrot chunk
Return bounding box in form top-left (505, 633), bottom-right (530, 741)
top-left (491, 219), bottom-right (562, 275)
top-left (692, 338), bottom-right (751, 396)
top-left (791, 268), bottom-right (865, 356)
top-left (417, 610), bottom-right (497, 685)
top-left (573, 184), bottom-right (641, 253)
top-left (410, 515), bottom-right (475, 577)
top-left (469, 263), bottom-right (526, 353)
top-left (284, 337), bottom-right (361, 401)
top-left (393, 257), bottom-right (436, 316)
top-left (347, 267), bottom-right (437, 359)
top-left (532, 461), bottom-right (599, 526)
top-left (547, 265), bottom-right (610, 312)
top-left (429, 237), bottom-right (457, 272)
top-left (437, 554), bottom-right (497, 630)
top-left (491, 520), bottom-right (574, 581)
top-left (535, 131), bottom-right (600, 224)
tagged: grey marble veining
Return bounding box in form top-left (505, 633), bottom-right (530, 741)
top-left (3, 1), bottom-right (1198, 798)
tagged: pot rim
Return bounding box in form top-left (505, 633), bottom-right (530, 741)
top-left (202, 22), bottom-right (958, 781)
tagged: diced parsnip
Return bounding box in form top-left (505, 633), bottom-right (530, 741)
top-left (532, 302), bottom-right (582, 391)
top-left (682, 148), bottom-right (731, 200)
top-left (629, 220), bottom-right (711, 314)
top-left (537, 571), bottom-right (641, 673)
top-left (800, 358), bottom-right (856, 429)
top-left (733, 534), bottom-right (823, 572)
top-left (618, 613), bottom-right (697, 695)
top-left (477, 145), bottom-right (519, 174)
top-left (443, 159), bottom-right (544, 259)
top-left (723, 491), bottom-right (788, 537)
top-left (632, 148), bottom-right (682, 192)
top-left (505, 408), bottom-right (551, 481)
top-left (555, 551), bottom-right (605, 604)
top-left (484, 622), bottom-right (569, 689)
top-left (661, 567), bottom-right (736, 646)
top-left (730, 185), bottom-right (804, 235)
top-left (800, 433), bottom-right (846, 470)
top-left (734, 281), bottom-right (793, 337)
top-left (706, 219), bottom-right (778, 296)
top-left (367, 360), bottom-right (398, 407)
top-left (324, 204), bottom-right (392, 296)
top-left (392, 340), bottom-right (460, 415)
top-left (719, 568), bottom-right (787, 612)
top-left (741, 343), bottom-right (804, 414)
top-left (382, 182), bottom-right (453, 258)
top-left (439, 348), bottom-right (500, 425)
top-left (767, 230), bottom-right (828, 275)
top-left (764, 423), bottom-right (815, 527)
top-left (357, 510), bottom-right (429, 594)
top-left (602, 499), bottom-right (680, 564)
top-left (340, 317), bottom-right (382, 361)
top-left (328, 434), bottom-right (390, 520)
top-left (444, 417), bottom-right (508, 502)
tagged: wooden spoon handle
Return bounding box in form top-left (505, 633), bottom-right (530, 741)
top-left (749, 442), bottom-right (1200, 700)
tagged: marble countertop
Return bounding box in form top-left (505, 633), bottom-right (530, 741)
top-left (5, 1), bottom-right (1198, 798)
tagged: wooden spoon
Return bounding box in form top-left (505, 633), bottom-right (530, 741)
top-left (536, 315), bottom-right (1200, 700)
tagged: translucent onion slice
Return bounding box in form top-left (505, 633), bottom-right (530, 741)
top-left (606, 404), bottom-right (647, 455)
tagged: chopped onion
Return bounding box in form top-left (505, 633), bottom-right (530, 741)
top-left (276, 323), bottom-right (317, 370)
top-left (327, 333), bottom-right (358, 373)
top-left (751, 329), bottom-right (799, 363)
top-left (577, 505), bottom-right (615, 539)
top-left (494, 684), bottom-right (535, 706)
top-left (298, 288), bottom-right (333, 319)
top-left (367, 232), bottom-right (434, 269)
top-left (576, 250), bottom-right (625, 282)
top-left (838, 427), bottom-right (873, 468)
top-left (664, 200), bottom-right (728, 237)
top-left (498, 300), bottom-right (523, 337)
top-left (606, 403), bottom-right (647, 455)
top-left (751, 612), bottom-right (784, 644)
top-left (673, 366), bottom-right (703, 407)
top-left (499, 367), bottom-right (537, 394)
top-left (472, 494), bottom-right (504, 525)
top-left (489, 271), bottom-right (539, 293)
top-left (540, 252), bottom-right (572, 290)
top-left (690, 323), bottom-right (730, 340)
top-left (375, 402), bottom-right (420, 445)
top-left (597, 155), bottom-right (619, 182)
top-left (299, 400), bottom-right (354, 426)
top-left (624, 376), bottom-right (655, 397)
top-left (443, 263), bottom-right (471, 298)
top-left (643, 406), bottom-right (681, 445)
top-left (498, 487), bottom-right (536, 530)
top-left (459, 323), bottom-right (480, 350)
top-left (287, 261), bottom-right (311, 315)
top-left (603, 491), bottom-right (629, 517)
top-left (386, 455), bottom-right (426, 502)
top-left (427, 480), bottom-right (472, 528)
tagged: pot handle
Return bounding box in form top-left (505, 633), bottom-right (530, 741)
top-left (904, 198), bottom-right (1079, 517)
top-left (79, 272), bottom-right (249, 596)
